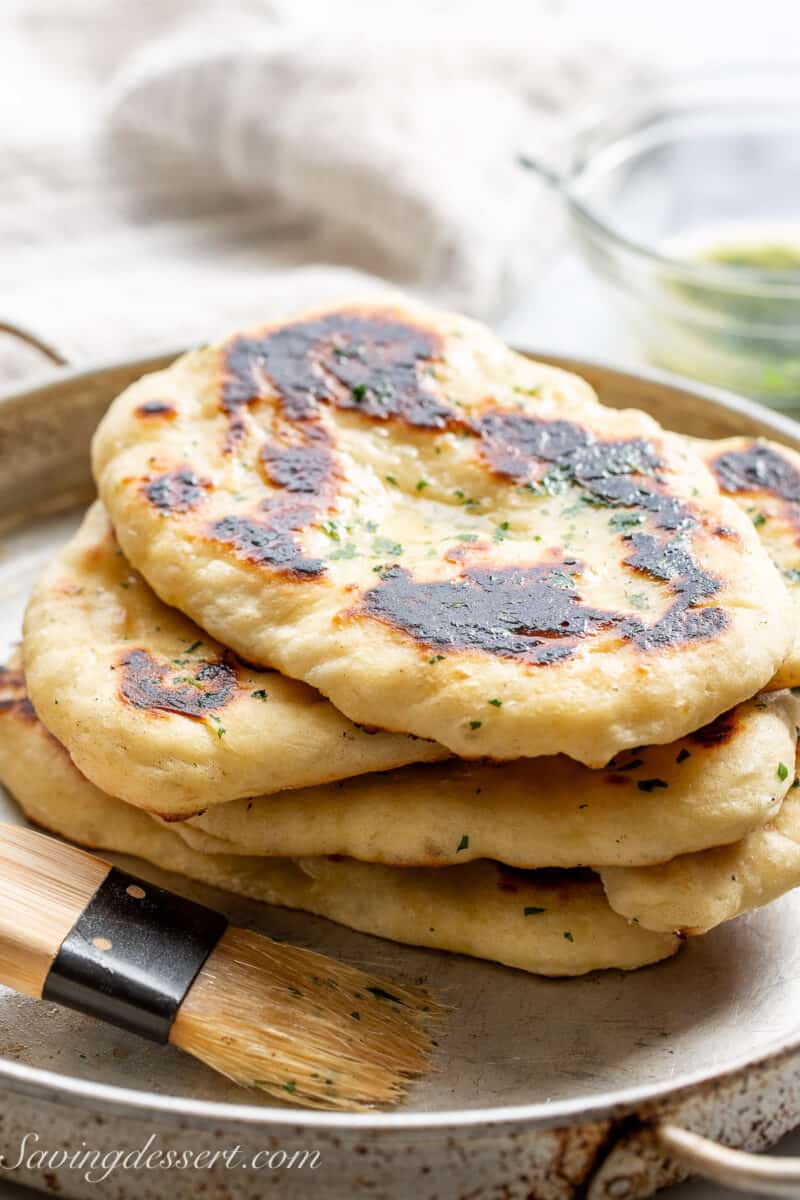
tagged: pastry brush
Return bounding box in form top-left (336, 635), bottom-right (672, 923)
top-left (0, 825), bottom-right (440, 1110)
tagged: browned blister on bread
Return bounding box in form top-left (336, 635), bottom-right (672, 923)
top-left (91, 297), bottom-right (794, 763)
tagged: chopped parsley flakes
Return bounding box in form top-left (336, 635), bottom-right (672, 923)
top-left (457, 834), bottom-right (470, 853)
top-left (625, 591), bottom-right (649, 611)
top-left (609, 512), bottom-right (644, 531)
top-left (329, 542), bottom-right (359, 560)
top-left (371, 536), bottom-right (404, 558)
top-left (319, 519), bottom-right (341, 541)
top-left (778, 762), bottom-right (790, 781)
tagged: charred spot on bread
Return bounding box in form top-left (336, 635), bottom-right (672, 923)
top-left (709, 441), bottom-right (800, 544)
top-left (209, 509), bottom-right (326, 577)
top-left (260, 424), bottom-right (340, 497)
top-left (619, 532), bottom-right (726, 648)
top-left (690, 709), bottom-right (739, 747)
top-left (136, 400), bottom-right (176, 420)
top-left (210, 431), bottom-right (337, 575)
top-left (138, 311), bottom-right (732, 662)
top-left (355, 560), bottom-right (621, 665)
top-left (119, 648), bottom-right (237, 718)
top-left (0, 666), bottom-right (37, 722)
top-left (223, 413), bottom-right (249, 453)
top-left (221, 309), bottom-right (451, 428)
top-left (476, 411), bottom-right (694, 530)
top-left (622, 598), bottom-right (728, 649)
top-left (710, 442), bottom-right (800, 503)
top-left (356, 535), bottom-right (727, 662)
top-left (145, 467), bottom-right (211, 514)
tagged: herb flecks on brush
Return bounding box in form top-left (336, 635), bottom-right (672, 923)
top-left (0, 826), bottom-right (442, 1114)
top-left (175, 927), bottom-right (442, 1111)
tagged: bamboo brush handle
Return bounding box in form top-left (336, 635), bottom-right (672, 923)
top-left (0, 826), bottom-right (109, 998)
top-left (0, 824), bottom-right (228, 1043)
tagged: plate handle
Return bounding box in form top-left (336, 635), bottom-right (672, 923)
top-left (657, 1122), bottom-right (800, 1196)
top-left (0, 320), bottom-right (69, 366)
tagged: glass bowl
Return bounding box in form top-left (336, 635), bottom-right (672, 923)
top-left (544, 67), bottom-right (800, 411)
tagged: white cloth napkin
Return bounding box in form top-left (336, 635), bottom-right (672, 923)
top-left (108, 4), bottom-right (638, 318)
top-left (0, 0), bottom-right (640, 382)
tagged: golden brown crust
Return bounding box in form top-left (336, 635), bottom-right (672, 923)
top-left (92, 296), bottom-right (795, 763)
top-left (0, 676), bottom-right (680, 977)
top-left (698, 436), bottom-right (800, 689)
top-left (22, 504), bottom-right (447, 816)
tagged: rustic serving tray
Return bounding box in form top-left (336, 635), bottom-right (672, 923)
top-left (0, 348), bottom-right (799, 1199)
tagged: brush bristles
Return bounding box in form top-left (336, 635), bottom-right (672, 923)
top-left (0, 825), bottom-right (109, 998)
top-left (0, 827), bottom-right (442, 1109)
top-left (171, 926), bottom-right (441, 1111)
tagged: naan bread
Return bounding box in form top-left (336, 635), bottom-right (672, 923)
top-left (178, 693), bottom-right (795, 868)
top-left (697, 436), bottom-right (800, 689)
top-left (0, 667), bottom-right (678, 976)
top-left (602, 761), bottom-right (800, 935)
top-left (92, 297), bottom-right (793, 764)
top-left (23, 507), bottom-right (796, 849)
top-left (23, 504), bottom-right (446, 817)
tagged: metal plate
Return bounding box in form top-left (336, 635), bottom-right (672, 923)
top-left (1, 353), bottom-right (800, 1198)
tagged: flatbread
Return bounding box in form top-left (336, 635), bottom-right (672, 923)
top-left (0, 666), bottom-right (678, 976)
top-left (697, 436), bottom-right (800, 689)
top-left (603, 758), bottom-right (800, 935)
top-left (23, 503), bottom-right (446, 817)
top-left (23, 506), bottom-right (796, 849)
top-left (92, 296), bottom-right (793, 765)
top-left (178, 692), bottom-right (796, 868)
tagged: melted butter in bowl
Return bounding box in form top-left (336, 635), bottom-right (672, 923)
top-left (654, 223), bottom-right (800, 405)
top-left (557, 69), bottom-right (800, 409)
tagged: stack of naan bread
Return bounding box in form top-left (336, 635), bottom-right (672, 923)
top-left (5, 297), bottom-right (800, 976)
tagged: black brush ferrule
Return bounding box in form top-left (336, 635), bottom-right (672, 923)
top-left (42, 867), bottom-right (228, 1043)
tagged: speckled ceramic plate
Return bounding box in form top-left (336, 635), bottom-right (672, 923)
top-left (0, 349), bottom-right (799, 1200)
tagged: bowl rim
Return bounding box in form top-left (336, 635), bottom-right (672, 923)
top-left (559, 62), bottom-right (800, 296)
